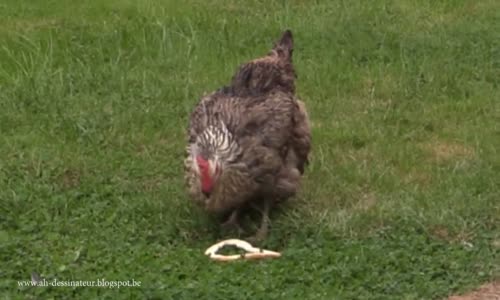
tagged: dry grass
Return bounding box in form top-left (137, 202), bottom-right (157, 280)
top-left (448, 281), bottom-right (500, 300)
top-left (421, 139), bottom-right (476, 163)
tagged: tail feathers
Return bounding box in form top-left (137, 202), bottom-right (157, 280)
top-left (273, 29), bottom-right (294, 61)
top-left (224, 29), bottom-right (296, 97)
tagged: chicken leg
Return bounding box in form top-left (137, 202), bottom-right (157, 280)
top-left (246, 198), bottom-right (271, 243)
top-left (220, 209), bottom-right (245, 235)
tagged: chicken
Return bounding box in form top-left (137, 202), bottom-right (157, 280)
top-left (184, 30), bottom-right (311, 241)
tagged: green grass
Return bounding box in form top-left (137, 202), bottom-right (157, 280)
top-left (1, 0), bottom-right (499, 299)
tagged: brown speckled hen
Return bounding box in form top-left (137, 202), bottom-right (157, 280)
top-left (184, 30), bottom-right (311, 241)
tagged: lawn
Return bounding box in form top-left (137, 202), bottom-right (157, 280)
top-left (0, 0), bottom-right (499, 299)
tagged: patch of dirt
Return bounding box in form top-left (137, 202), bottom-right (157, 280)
top-left (58, 168), bottom-right (81, 189)
top-left (430, 225), bottom-right (474, 245)
top-left (432, 225), bottom-right (451, 240)
top-left (403, 169), bottom-right (433, 186)
top-left (355, 192), bottom-right (377, 211)
top-left (421, 140), bottom-right (476, 163)
top-left (447, 281), bottom-right (500, 300)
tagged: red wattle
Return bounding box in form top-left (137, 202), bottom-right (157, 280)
top-left (196, 156), bottom-right (213, 194)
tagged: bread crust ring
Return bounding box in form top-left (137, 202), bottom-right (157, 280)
top-left (205, 239), bottom-right (281, 261)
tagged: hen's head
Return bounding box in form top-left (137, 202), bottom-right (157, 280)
top-left (195, 155), bottom-right (221, 197)
top-left (190, 124), bottom-right (240, 198)
top-left (229, 29), bottom-right (296, 96)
